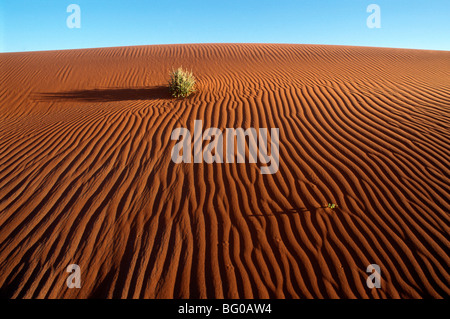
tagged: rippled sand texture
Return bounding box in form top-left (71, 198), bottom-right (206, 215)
top-left (0, 44), bottom-right (449, 298)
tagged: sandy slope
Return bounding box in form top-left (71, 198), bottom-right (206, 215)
top-left (0, 43), bottom-right (449, 298)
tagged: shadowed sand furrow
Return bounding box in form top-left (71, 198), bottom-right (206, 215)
top-left (0, 43), bottom-right (449, 299)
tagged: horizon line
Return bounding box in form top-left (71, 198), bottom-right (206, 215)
top-left (2, 42), bottom-right (449, 54)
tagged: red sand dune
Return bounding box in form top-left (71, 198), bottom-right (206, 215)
top-left (0, 43), bottom-right (449, 298)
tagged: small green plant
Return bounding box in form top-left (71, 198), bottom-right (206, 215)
top-left (327, 203), bottom-right (338, 209)
top-left (168, 67), bottom-right (196, 98)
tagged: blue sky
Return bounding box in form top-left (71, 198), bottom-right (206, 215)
top-left (0, 0), bottom-right (449, 52)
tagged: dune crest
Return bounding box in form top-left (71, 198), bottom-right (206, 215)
top-left (0, 44), bottom-right (449, 298)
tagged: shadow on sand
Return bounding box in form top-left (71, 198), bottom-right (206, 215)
top-left (34, 86), bottom-right (172, 102)
top-left (248, 205), bottom-right (328, 217)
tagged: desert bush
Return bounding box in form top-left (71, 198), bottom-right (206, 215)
top-left (168, 67), bottom-right (196, 98)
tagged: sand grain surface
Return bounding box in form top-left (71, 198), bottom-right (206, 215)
top-left (0, 44), bottom-right (449, 298)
